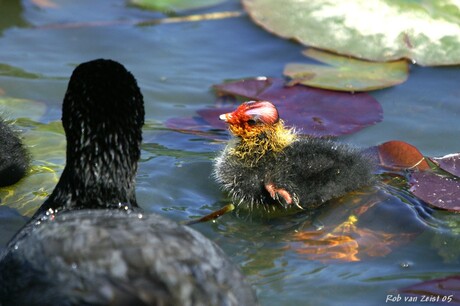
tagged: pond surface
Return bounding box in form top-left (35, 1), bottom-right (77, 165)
top-left (1, 1), bottom-right (460, 305)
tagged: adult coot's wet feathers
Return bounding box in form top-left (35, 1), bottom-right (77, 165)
top-left (214, 100), bottom-right (374, 211)
top-left (0, 119), bottom-right (28, 187)
top-left (0, 59), bottom-right (257, 306)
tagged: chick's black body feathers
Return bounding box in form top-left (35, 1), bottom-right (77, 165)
top-left (215, 136), bottom-right (374, 210)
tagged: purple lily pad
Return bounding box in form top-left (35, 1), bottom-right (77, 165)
top-left (410, 171), bottom-right (460, 212)
top-left (213, 77), bottom-right (383, 136)
top-left (164, 115), bottom-right (228, 140)
top-left (400, 275), bottom-right (460, 305)
top-left (430, 153), bottom-right (460, 177)
top-left (196, 108), bottom-right (230, 130)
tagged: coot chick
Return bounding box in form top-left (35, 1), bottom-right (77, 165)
top-left (0, 59), bottom-right (257, 306)
top-left (0, 119), bottom-right (28, 187)
top-left (214, 100), bottom-right (374, 211)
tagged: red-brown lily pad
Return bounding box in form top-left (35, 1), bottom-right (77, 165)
top-left (430, 153), bottom-right (460, 177)
top-left (409, 172), bottom-right (460, 212)
top-left (367, 140), bottom-right (431, 171)
top-left (213, 77), bottom-right (383, 136)
top-left (400, 275), bottom-right (460, 305)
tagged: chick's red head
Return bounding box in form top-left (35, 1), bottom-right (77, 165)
top-left (219, 101), bottom-right (279, 138)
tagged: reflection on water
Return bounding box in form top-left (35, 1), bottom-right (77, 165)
top-left (210, 181), bottom-right (458, 306)
top-left (1, 1), bottom-right (459, 305)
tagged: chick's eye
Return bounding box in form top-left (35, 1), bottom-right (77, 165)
top-left (247, 119), bottom-right (257, 126)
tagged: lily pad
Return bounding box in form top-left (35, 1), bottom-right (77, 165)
top-left (0, 63), bottom-right (42, 79)
top-left (284, 49), bottom-right (409, 92)
top-left (164, 115), bottom-right (227, 140)
top-left (242, 0), bottom-right (460, 66)
top-left (368, 140), bottom-right (431, 171)
top-left (213, 77), bottom-right (383, 136)
top-left (129, 0), bottom-right (225, 12)
top-left (400, 275), bottom-right (460, 304)
top-left (430, 153), bottom-right (460, 177)
top-left (409, 172), bottom-right (460, 212)
top-left (0, 97), bottom-right (47, 122)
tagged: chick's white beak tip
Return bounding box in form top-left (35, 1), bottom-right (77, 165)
top-left (219, 114), bottom-right (228, 121)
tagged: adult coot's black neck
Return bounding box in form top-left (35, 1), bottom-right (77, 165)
top-left (34, 59), bottom-right (144, 217)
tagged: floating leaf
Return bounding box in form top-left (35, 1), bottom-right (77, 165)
top-left (284, 49), bottom-right (409, 92)
top-left (129, 0), bottom-right (225, 12)
top-left (430, 153), bottom-right (460, 177)
top-left (409, 172), bottom-right (460, 212)
top-left (400, 275), bottom-right (460, 305)
top-left (184, 203), bottom-right (235, 225)
top-left (242, 0), bottom-right (460, 66)
top-left (366, 141), bottom-right (460, 210)
top-left (0, 97), bottom-right (47, 122)
top-left (0, 63), bottom-right (43, 79)
top-left (368, 140), bottom-right (431, 171)
top-left (164, 114), bottom-right (228, 141)
top-left (213, 77), bottom-right (383, 136)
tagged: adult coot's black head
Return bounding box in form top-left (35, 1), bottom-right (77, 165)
top-left (35, 59), bottom-right (144, 216)
top-left (0, 59), bottom-right (258, 306)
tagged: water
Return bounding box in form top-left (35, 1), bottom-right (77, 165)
top-left (1, 1), bottom-right (460, 305)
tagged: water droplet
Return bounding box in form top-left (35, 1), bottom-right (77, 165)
top-left (400, 261), bottom-right (412, 269)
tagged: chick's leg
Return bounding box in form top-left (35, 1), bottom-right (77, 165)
top-left (265, 182), bottom-right (303, 209)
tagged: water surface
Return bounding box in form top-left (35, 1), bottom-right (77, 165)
top-left (0, 1), bottom-right (459, 305)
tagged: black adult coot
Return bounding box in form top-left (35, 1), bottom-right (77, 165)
top-left (0, 119), bottom-right (28, 187)
top-left (213, 100), bottom-right (374, 211)
top-left (0, 59), bottom-right (257, 306)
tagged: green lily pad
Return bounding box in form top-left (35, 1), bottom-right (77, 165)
top-left (284, 49), bottom-right (409, 92)
top-left (0, 64), bottom-right (42, 79)
top-left (242, 0), bottom-right (460, 66)
top-left (129, 0), bottom-right (225, 12)
top-left (0, 97), bottom-right (47, 122)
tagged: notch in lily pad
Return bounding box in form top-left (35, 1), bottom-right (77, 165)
top-left (284, 49), bottom-right (409, 92)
